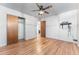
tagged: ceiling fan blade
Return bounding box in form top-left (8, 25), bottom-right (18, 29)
top-left (43, 5), bottom-right (52, 10)
top-left (44, 11), bottom-right (49, 14)
top-left (32, 10), bottom-right (40, 11)
top-left (36, 3), bottom-right (41, 9)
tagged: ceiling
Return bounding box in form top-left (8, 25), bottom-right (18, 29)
top-left (0, 3), bottom-right (78, 18)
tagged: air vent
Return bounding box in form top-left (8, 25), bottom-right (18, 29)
top-left (73, 39), bottom-right (78, 42)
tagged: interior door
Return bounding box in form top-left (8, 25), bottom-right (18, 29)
top-left (7, 15), bottom-right (18, 45)
top-left (40, 21), bottom-right (46, 37)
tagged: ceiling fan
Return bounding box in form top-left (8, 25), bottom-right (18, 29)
top-left (32, 3), bottom-right (52, 15)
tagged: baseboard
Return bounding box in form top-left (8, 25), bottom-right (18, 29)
top-left (0, 43), bottom-right (7, 47)
top-left (46, 37), bottom-right (74, 43)
top-left (25, 37), bottom-right (36, 40)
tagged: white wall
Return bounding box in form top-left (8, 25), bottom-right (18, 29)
top-left (25, 15), bottom-right (37, 40)
top-left (0, 5), bottom-right (37, 47)
top-left (77, 4), bottom-right (79, 41)
top-left (46, 9), bottom-right (77, 42)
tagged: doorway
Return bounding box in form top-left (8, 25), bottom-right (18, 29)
top-left (7, 15), bottom-right (18, 45)
top-left (40, 21), bottom-right (46, 37)
top-left (37, 21), bottom-right (46, 38)
top-left (18, 17), bottom-right (25, 41)
top-left (7, 15), bottom-right (25, 45)
top-left (37, 21), bottom-right (40, 35)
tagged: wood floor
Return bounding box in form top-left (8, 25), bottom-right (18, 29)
top-left (0, 36), bottom-right (79, 55)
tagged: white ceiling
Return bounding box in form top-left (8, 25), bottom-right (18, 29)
top-left (0, 3), bottom-right (78, 18)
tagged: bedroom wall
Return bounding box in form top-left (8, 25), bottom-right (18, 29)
top-left (0, 5), bottom-right (37, 47)
top-left (77, 4), bottom-right (79, 41)
top-left (46, 9), bottom-right (77, 42)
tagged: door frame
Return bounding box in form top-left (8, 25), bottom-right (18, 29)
top-left (7, 14), bottom-right (18, 45)
top-left (7, 14), bottom-right (26, 45)
top-left (18, 17), bottom-right (26, 40)
top-left (40, 21), bottom-right (46, 37)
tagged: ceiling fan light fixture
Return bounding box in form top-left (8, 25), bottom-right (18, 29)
top-left (39, 10), bottom-right (44, 15)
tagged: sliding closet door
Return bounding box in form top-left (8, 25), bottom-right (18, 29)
top-left (7, 15), bottom-right (18, 45)
top-left (18, 17), bottom-right (25, 40)
top-left (40, 21), bottom-right (46, 37)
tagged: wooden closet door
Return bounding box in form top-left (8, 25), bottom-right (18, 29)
top-left (7, 15), bottom-right (18, 45)
top-left (40, 21), bottom-right (46, 37)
